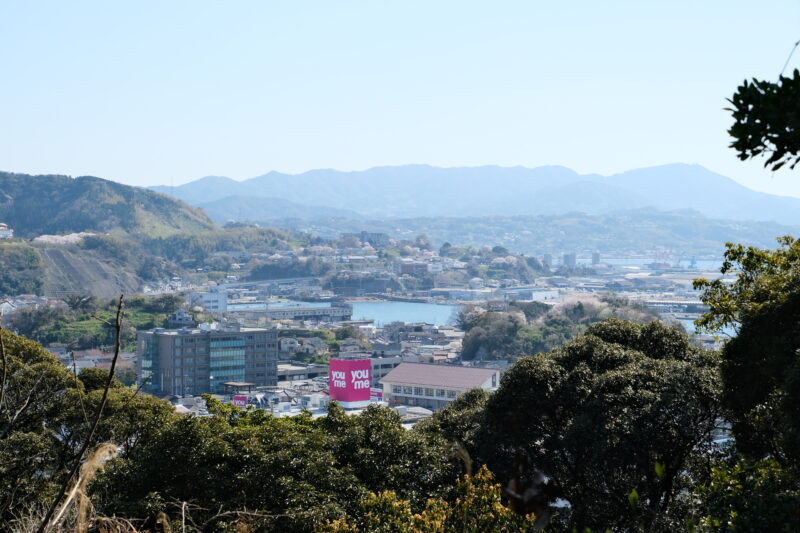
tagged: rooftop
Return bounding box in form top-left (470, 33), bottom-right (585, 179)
top-left (380, 363), bottom-right (497, 390)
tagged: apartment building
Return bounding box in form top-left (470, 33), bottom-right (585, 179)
top-left (137, 325), bottom-right (278, 396)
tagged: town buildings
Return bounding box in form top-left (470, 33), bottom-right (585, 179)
top-left (380, 362), bottom-right (500, 410)
top-left (0, 223), bottom-right (13, 239)
top-left (341, 231), bottom-right (391, 248)
top-left (136, 324), bottom-right (278, 396)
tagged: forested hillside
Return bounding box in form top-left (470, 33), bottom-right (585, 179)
top-left (0, 171), bottom-right (307, 296)
top-left (269, 209), bottom-right (800, 255)
top-left (0, 226), bottom-right (300, 297)
top-left (0, 172), bottom-right (217, 238)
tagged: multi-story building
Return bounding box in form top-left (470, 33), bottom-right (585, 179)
top-left (136, 325), bottom-right (278, 396)
top-left (188, 287), bottom-right (228, 312)
top-left (0, 223), bottom-right (13, 239)
top-left (380, 363), bottom-right (500, 411)
top-left (341, 231), bottom-right (390, 248)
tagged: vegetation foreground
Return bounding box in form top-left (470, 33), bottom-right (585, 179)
top-left (2, 238), bottom-right (800, 531)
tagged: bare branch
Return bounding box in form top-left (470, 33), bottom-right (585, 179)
top-left (0, 322), bottom-right (7, 414)
top-left (36, 295), bottom-right (125, 533)
top-left (89, 314), bottom-right (113, 327)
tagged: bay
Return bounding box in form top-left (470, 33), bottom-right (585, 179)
top-left (350, 301), bottom-right (461, 326)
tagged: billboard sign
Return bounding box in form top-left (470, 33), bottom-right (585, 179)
top-left (370, 387), bottom-right (383, 400)
top-left (329, 358), bottom-right (371, 405)
top-left (232, 395), bottom-right (248, 408)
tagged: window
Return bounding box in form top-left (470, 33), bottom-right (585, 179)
top-left (402, 386), bottom-right (412, 395)
top-left (424, 388), bottom-right (434, 397)
top-left (413, 387), bottom-right (424, 396)
top-left (447, 390), bottom-right (457, 399)
top-left (392, 385), bottom-right (402, 393)
top-left (436, 389), bottom-right (446, 397)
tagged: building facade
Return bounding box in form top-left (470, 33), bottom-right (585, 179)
top-left (0, 223), bottom-right (13, 239)
top-left (137, 326), bottom-right (278, 396)
top-left (341, 231), bottom-right (390, 248)
top-left (380, 363), bottom-right (500, 411)
top-left (188, 288), bottom-right (227, 312)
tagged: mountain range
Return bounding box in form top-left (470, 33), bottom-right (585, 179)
top-left (197, 195), bottom-right (362, 223)
top-left (150, 163), bottom-right (800, 225)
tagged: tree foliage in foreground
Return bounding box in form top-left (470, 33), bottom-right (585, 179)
top-left (0, 329), bottom-right (176, 529)
top-left (728, 70), bottom-right (800, 171)
top-left (695, 236), bottom-right (800, 472)
top-left (688, 458), bottom-right (800, 532)
top-left (93, 400), bottom-right (457, 532)
top-left (319, 466), bottom-right (538, 533)
top-left (478, 319), bottom-right (721, 532)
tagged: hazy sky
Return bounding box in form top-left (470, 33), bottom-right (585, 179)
top-left (3, 1), bottom-right (800, 196)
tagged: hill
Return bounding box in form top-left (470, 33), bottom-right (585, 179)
top-left (153, 163), bottom-right (800, 225)
top-left (266, 209), bottom-right (800, 256)
top-left (198, 195), bottom-right (362, 223)
top-left (0, 171), bottom-right (217, 238)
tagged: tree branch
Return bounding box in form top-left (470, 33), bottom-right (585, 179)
top-left (0, 323), bottom-right (7, 415)
top-left (36, 294), bottom-right (125, 533)
top-left (0, 373), bottom-right (45, 440)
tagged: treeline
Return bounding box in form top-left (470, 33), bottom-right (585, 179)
top-left (248, 256), bottom-right (333, 281)
top-left (144, 227), bottom-right (299, 268)
top-left (0, 242), bottom-right (44, 295)
top-left (5, 294), bottom-right (184, 350)
top-left (460, 296), bottom-right (657, 361)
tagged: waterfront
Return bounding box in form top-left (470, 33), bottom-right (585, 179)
top-left (350, 301), bottom-right (461, 326)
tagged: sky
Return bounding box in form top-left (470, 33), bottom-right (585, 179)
top-left (2, 1), bottom-right (800, 196)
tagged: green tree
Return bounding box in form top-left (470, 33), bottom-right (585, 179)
top-left (0, 330), bottom-right (75, 521)
top-left (320, 466), bottom-right (538, 533)
top-left (415, 388), bottom-right (489, 471)
top-left (695, 237), bottom-right (800, 470)
top-left (688, 459), bottom-right (800, 532)
top-left (480, 319), bottom-right (721, 532)
top-left (0, 242), bottom-right (44, 296)
top-left (94, 402), bottom-right (454, 532)
top-left (320, 403), bottom-right (456, 505)
top-left (0, 330), bottom-right (175, 528)
top-left (728, 70), bottom-right (800, 171)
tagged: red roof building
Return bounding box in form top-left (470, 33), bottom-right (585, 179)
top-left (379, 362), bottom-right (500, 411)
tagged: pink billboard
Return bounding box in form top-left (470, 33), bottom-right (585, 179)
top-left (329, 358), bottom-right (371, 404)
top-left (232, 395), bottom-right (247, 408)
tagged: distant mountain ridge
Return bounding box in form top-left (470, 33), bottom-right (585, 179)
top-left (150, 164), bottom-right (800, 225)
top-left (0, 171), bottom-right (217, 238)
top-left (198, 195), bottom-right (363, 224)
